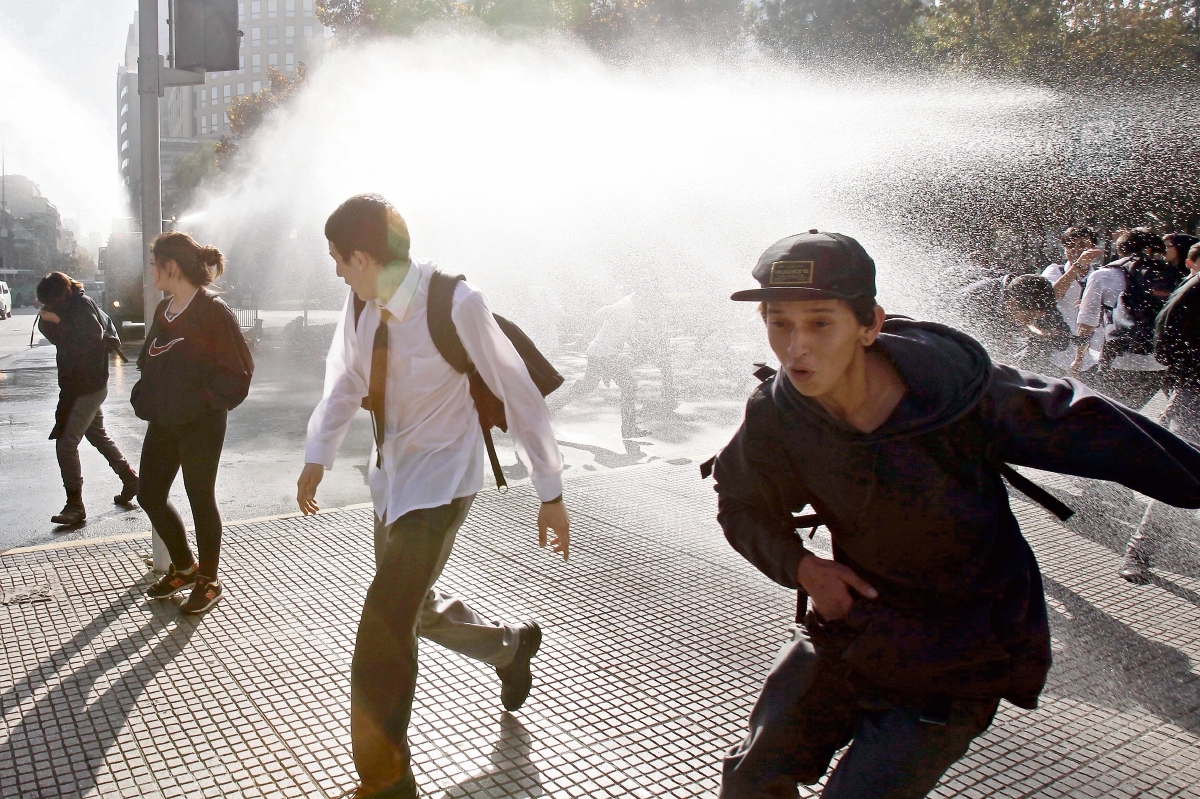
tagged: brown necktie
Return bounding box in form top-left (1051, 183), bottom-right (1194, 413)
top-left (368, 308), bottom-right (391, 467)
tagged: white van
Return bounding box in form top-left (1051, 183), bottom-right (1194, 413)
top-left (0, 281), bottom-right (11, 319)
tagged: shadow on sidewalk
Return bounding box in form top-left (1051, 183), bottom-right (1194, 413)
top-left (1042, 577), bottom-right (1199, 735)
top-left (0, 597), bottom-right (199, 798)
top-left (440, 714), bottom-right (543, 798)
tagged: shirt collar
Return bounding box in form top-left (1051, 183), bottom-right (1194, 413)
top-left (376, 259), bottom-right (421, 322)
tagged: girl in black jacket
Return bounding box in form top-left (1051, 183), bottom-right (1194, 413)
top-left (135, 232), bottom-right (254, 614)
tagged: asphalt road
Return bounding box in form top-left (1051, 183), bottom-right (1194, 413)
top-left (0, 311), bottom-right (746, 552)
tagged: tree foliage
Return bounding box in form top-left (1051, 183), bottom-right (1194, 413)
top-left (748, 0), bottom-right (924, 61)
top-left (217, 65), bottom-right (310, 169)
top-left (164, 140), bottom-right (219, 216)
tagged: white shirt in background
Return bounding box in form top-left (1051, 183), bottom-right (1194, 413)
top-left (586, 294), bottom-right (635, 358)
top-left (304, 259), bottom-right (564, 525)
top-left (1076, 265), bottom-right (1164, 371)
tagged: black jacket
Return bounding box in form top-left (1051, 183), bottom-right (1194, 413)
top-left (1156, 273), bottom-right (1200, 386)
top-left (131, 291), bottom-right (254, 425)
top-left (38, 292), bottom-right (109, 398)
top-left (713, 318), bottom-right (1200, 707)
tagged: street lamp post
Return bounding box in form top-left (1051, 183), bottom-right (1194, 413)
top-left (137, 0), bottom-right (225, 572)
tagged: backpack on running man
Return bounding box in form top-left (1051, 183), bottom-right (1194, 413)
top-left (1105, 255), bottom-right (1186, 357)
top-left (354, 270), bottom-right (564, 489)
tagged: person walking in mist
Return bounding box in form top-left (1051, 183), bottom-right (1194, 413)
top-left (36, 271), bottom-right (139, 526)
top-left (548, 289), bottom-right (650, 439)
top-left (135, 232), bottom-right (255, 615)
top-left (296, 194), bottom-right (570, 799)
top-left (711, 230), bottom-right (1200, 798)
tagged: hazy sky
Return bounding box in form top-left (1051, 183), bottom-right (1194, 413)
top-left (0, 0), bottom-right (141, 236)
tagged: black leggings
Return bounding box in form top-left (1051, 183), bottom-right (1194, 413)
top-left (137, 409), bottom-right (228, 579)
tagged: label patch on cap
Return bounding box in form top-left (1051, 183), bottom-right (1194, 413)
top-left (769, 261), bottom-right (814, 286)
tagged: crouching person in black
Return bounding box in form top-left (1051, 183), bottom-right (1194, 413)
top-left (712, 231), bottom-right (1200, 798)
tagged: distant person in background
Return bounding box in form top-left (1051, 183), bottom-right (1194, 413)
top-left (1042, 226), bottom-right (1104, 358)
top-left (36, 272), bottom-right (139, 526)
top-left (1003, 275), bottom-right (1073, 375)
top-left (1072, 228), bottom-right (1174, 408)
top-left (134, 232), bottom-right (255, 614)
top-left (549, 289), bottom-right (649, 438)
top-left (1120, 240), bottom-right (1200, 582)
top-left (1163, 232), bottom-right (1198, 280)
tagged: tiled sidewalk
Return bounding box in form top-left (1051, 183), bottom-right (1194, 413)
top-left (2, 461), bottom-right (1199, 798)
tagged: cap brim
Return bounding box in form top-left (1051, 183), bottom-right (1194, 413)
top-left (730, 287), bottom-right (860, 302)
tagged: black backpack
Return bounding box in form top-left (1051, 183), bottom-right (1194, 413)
top-left (354, 270), bottom-right (564, 490)
top-left (1108, 255), bottom-right (1186, 355)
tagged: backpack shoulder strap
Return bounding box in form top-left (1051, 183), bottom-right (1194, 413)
top-left (428, 271), bottom-right (470, 374)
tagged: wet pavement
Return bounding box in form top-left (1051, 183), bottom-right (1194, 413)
top-left (0, 315), bottom-right (748, 553)
top-left (2, 461), bottom-right (1199, 798)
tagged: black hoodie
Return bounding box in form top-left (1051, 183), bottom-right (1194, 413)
top-left (38, 291), bottom-right (109, 398)
top-left (713, 318), bottom-right (1200, 707)
top-left (131, 290), bottom-right (254, 425)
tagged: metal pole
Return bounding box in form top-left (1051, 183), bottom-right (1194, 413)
top-left (138, 0), bottom-right (171, 574)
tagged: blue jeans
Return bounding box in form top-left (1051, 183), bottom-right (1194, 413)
top-left (720, 627), bottom-right (999, 799)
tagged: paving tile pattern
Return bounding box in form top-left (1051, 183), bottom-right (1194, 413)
top-left (2, 461), bottom-right (1199, 798)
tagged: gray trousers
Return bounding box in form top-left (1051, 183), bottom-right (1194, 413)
top-left (1127, 384), bottom-right (1200, 563)
top-left (371, 496), bottom-right (519, 665)
top-left (353, 496), bottom-right (520, 781)
top-left (56, 388), bottom-right (133, 497)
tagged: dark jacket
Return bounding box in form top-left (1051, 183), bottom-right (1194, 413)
top-left (1156, 273), bottom-right (1200, 386)
top-left (713, 318), bottom-right (1200, 708)
top-left (131, 290), bottom-right (254, 425)
top-left (38, 292), bottom-right (109, 398)
top-left (39, 292), bottom-right (111, 439)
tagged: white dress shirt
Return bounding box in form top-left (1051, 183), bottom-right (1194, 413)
top-left (305, 259), bottom-right (564, 525)
top-left (1076, 265), bottom-right (1164, 371)
top-left (586, 294), bottom-right (635, 357)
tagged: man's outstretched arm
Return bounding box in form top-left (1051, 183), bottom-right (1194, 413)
top-left (452, 284), bottom-right (570, 559)
top-left (985, 364), bottom-right (1200, 508)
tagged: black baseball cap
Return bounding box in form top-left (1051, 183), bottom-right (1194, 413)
top-left (731, 230), bottom-right (876, 302)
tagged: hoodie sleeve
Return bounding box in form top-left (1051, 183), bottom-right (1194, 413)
top-left (982, 364), bottom-right (1200, 508)
top-left (203, 299), bottom-right (255, 411)
top-left (712, 388), bottom-right (811, 590)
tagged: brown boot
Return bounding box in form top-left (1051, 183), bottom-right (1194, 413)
top-left (52, 493), bottom-right (86, 526)
top-left (114, 469), bottom-right (139, 505)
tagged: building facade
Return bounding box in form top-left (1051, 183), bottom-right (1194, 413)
top-left (117, 5), bottom-right (329, 215)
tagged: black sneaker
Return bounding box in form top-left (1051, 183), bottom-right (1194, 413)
top-left (496, 622), bottom-right (541, 712)
top-left (114, 472), bottom-right (139, 505)
top-left (146, 563), bottom-right (198, 599)
top-left (181, 577), bottom-right (223, 614)
top-left (51, 503), bottom-right (86, 526)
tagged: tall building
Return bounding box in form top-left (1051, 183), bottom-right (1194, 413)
top-left (117, 5), bottom-right (330, 214)
top-left (196, 0), bottom-right (329, 139)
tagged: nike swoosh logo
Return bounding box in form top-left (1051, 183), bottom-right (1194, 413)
top-left (148, 337), bottom-right (185, 357)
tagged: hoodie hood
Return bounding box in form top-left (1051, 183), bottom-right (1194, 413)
top-left (773, 317), bottom-right (993, 443)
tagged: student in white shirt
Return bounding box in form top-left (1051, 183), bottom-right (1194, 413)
top-left (1072, 229), bottom-right (1169, 408)
top-left (1042, 226), bottom-right (1104, 334)
top-left (296, 195), bottom-right (570, 799)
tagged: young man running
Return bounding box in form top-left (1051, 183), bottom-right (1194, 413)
top-left (713, 231), bottom-right (1200, 798)
top-left (297, 194), bottom-right (570, 799)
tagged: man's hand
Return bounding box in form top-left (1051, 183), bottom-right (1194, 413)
top-left (297, 462), bottom-right (325, 515)
top-left (38, 310), bottom-right (61, 324)
top-left (796, 552), bottom-right (877, 621)
top-left (537, 500), bottom-right (570, 560)
top-left (1077, 247), bottom-right (1104, 268)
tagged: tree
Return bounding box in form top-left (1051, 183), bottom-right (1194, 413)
top-left (164, 140), bottom-right (219, 216)
top-left (748, 0), bottom-right (924, 61)
top-left (218, 65), bottom-right (310, 169)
